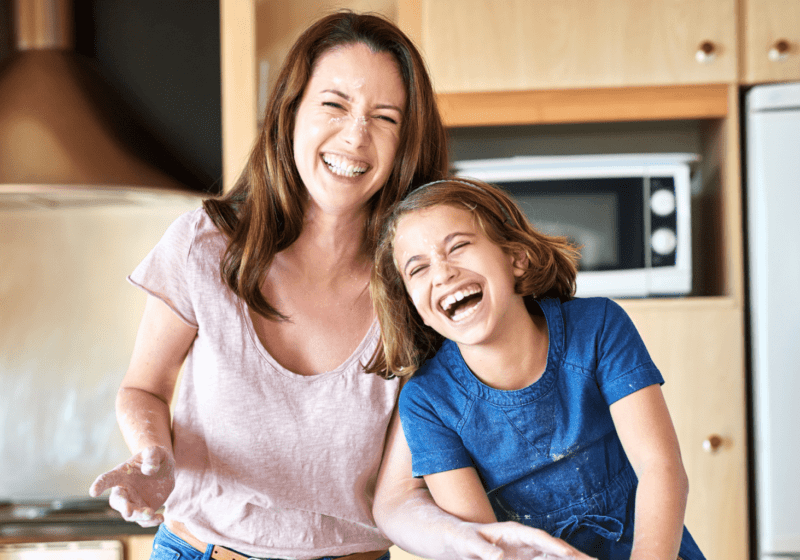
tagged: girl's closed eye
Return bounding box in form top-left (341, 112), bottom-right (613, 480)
top-left (449, 241), bottom-right (470, 253)
top-left (408, 263), bottom-right (429, 277)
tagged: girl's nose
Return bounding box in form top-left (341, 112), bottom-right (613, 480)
top-left (431, 260), bottom-right (457, 286)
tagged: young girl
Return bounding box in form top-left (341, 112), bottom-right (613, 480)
top-left (368, 178), bottom-right (706, 560)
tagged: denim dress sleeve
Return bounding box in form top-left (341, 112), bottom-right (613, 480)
top-left (591, 298), bottom-right (664, 405)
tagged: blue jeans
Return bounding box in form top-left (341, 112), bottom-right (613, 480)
top-left (150, 524), bottom-right (391, 560)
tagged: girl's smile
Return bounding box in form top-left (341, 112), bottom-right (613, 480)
top-left (393, 205), bottom-right (529, 347)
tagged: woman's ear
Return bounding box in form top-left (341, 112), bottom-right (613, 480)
top-left (511, 249), bottom-right (529, 278)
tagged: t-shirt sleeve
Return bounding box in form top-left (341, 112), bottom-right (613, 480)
top-left (398, 378), bottom-right (474, 478)
top-left (127, 209), bottom-right (201, 328)
top-left (595, 298), bottom-right (664, 405)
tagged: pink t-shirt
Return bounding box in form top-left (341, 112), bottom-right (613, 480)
top-left (129, 208), bottom-right (399, 559)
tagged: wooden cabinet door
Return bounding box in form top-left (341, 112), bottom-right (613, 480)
top-left (399, 0), bottom-right (737, 92)
top-left (741, 0), bottom-right (800, 83)
top-left (621, 300), bottom-right (748, 560)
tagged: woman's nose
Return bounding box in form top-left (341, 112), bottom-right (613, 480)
top-left (341, 114), bottom-right (370, 146)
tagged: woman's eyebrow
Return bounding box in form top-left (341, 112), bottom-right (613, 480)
top-left (321, 88), bottom-right (404, 115)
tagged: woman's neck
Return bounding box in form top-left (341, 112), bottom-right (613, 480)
top-left (458, 304), bottom-right (549, 391)
top-left (277, 205), bottom-right (371, 282)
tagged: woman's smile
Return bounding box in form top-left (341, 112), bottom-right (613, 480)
top-left (293, 43), bottom-right (406, 216)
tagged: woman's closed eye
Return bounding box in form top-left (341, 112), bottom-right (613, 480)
top-left (374, 114), bottom-right (399, 125)
top-left (322, 101), bottom-right (346, 110)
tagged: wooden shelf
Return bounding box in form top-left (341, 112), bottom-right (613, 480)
top-left (438, 84), bottom-right (730, 128)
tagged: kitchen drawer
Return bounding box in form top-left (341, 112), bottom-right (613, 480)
top-left (0, 541), bottom-right (122, 560)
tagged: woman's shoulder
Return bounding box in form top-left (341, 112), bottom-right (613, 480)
top-left (164, 205), bottom-right (227, 249)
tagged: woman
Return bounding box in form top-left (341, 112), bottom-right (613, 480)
top-left (90, 11), bottom-right (590, 560)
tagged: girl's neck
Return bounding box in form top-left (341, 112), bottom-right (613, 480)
top-left (458, 303), bottom-right (549, 391)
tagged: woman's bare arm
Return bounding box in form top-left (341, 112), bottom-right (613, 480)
top-left (373, 407), bottom-right (594, 560)
top-left (90, 296), bottom-right (196, 526)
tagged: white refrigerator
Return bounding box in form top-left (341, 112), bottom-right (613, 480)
top-left (746, 81), bottom-right (800, 560)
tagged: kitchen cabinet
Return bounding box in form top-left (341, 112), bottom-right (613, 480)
top-left (398, 0), bottom-right (737, 93)
top-left (124, 535), bottom-right (153, 560)
top-left (219, 3), bottom-right (749, 560)
top-left (620, 299), bottom-right (749, 560)
top-left (0, 534), bottom-right (154, 560)
top-left (741, 0), bottom-right (800, 84)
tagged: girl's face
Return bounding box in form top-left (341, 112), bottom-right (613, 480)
top-left (293, 43), bottom-right (406, 218)
top-left (393, 205), bottom-right (528, 347)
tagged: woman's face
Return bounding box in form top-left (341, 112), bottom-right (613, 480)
top-left (293, 43), bottom-right (406, 218)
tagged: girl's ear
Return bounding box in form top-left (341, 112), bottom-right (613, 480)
top-left (511, 249), bottom-right (529, 278)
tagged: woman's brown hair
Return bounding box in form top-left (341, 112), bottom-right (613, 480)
top-left (203, 11), bottom-right (449, 320)
top-left (367, 178), bottom-right (580, 378)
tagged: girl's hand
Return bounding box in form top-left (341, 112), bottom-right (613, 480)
top-left (451, 521), bottom-right (596, 560)
top-left (89, 446), bottom-right (175, 527)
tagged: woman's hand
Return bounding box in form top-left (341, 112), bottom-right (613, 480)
top-left (451, 521), bottom-right (596, 560)
top-left (89, 445), bottom-right (175, 527)
top-left (373, 405), bottom-right (595, 560)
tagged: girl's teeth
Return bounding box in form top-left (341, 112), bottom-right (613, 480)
top-left (451, 301), bottom-right (479, 322)
top-left (441, 286), bottom-right (481, 311)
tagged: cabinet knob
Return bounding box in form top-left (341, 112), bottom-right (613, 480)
top-left (768, 39), bottom-right (791, 62)
top-left (703, 434), bottom-right (723, 453)
top-left (695, 41), bottom-right (717, 64)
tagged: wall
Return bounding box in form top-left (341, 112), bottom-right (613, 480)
top-left (0, 198), bottom-right (202, 500)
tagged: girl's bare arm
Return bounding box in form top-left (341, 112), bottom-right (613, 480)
top-left (610, 384), bottom-right (688, 560)
top-left (423, 467), bottom-right (497, 524)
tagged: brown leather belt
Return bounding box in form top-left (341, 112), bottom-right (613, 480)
top-left (166, 520), bottom-right (389, 560)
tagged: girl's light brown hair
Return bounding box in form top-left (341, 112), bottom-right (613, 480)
top-left (202, 11), bottom-right (449, 320)
top-left (367, 178), bottom-right (580, 378)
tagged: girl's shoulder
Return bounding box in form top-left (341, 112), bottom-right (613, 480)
top-left (402, 340), bottom-right (460, 389)
top-left (558, 296), bottom-right (630, 332)
top-left (548, 296), bottom-right (645, 360)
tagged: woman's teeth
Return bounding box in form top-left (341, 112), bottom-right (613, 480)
top-left (322, 154), bottom-right (368, 177)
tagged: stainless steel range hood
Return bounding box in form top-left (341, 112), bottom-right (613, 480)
top-left (0, 0), bottom-right (204, 207)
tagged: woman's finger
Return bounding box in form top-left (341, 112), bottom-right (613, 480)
top-left (479, 523), bottom-right (595, 559)
top-left (108, 486), bottom-right (134, 519)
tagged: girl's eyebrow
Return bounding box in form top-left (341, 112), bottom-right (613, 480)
top-left (321, 88), bottom-right (404, 115)
top-left (401, 231), bottom-right (474, 276)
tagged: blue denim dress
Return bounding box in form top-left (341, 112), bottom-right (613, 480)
top-left (399, 297), bottom-right (706, 560)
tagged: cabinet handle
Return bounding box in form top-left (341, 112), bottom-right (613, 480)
top-left (703, 434), bottom-right (723, 453)
top-left (768, 39), bottom-right (791, 62)
top-left (695, 41), bottom-right (717, 64)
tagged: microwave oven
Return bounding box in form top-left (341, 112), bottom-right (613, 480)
top-left (453, 153), bottom-right (698, 298)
